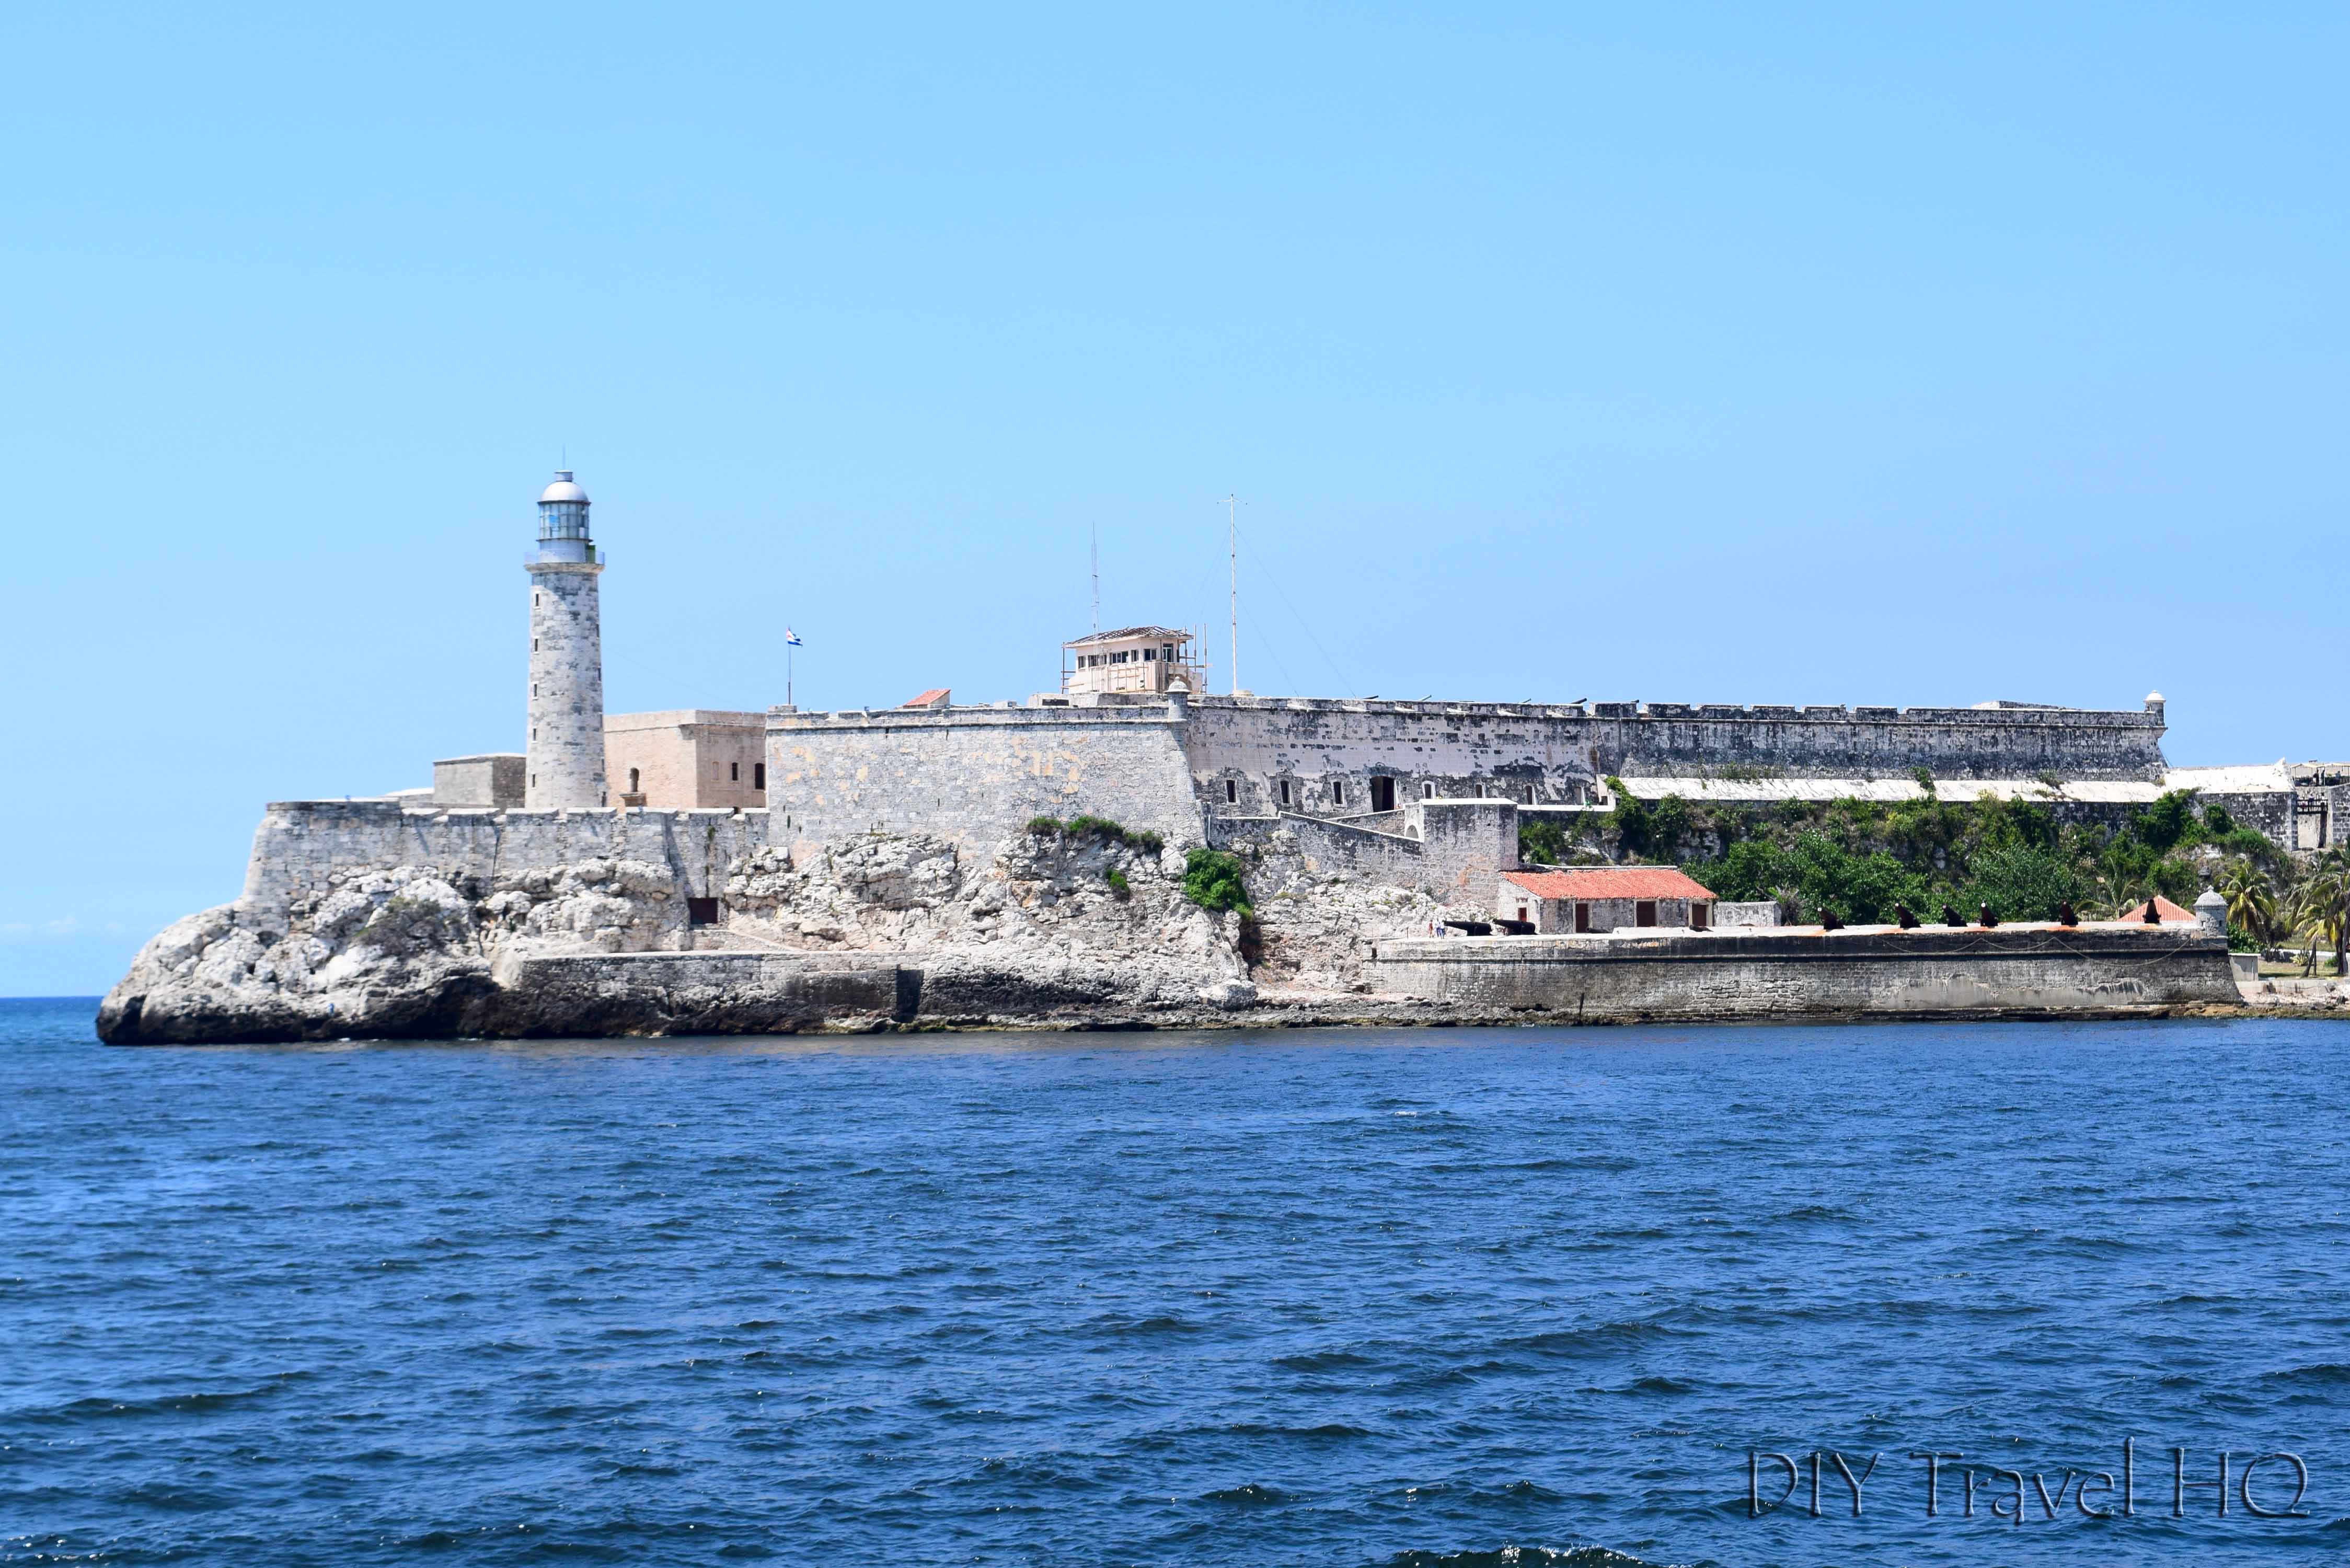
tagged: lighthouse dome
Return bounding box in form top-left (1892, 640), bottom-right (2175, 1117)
top-left (539, 470), bottom-right (590, 505)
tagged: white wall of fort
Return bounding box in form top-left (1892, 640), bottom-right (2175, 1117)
top-left (764, 705), bottom-right (1208, 861)
top-left (236, 801), bottom-right (766, 924)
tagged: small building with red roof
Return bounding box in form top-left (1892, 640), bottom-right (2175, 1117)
top-left (2116, 895), bottom-right (2197, 924)
top-left (1499, 866), bottom-right (1721, 934)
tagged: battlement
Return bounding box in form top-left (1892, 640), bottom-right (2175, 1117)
top-left (770, 702), bottom-right (1183, 729)
top-left (769, 693), bottom-right (2161, 729)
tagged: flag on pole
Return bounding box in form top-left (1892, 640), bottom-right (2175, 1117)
top-left (785, 628), bottom-right (803, 646)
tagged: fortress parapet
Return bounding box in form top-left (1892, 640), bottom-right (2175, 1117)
top-left (754, 691), bottom-right (2172, 856)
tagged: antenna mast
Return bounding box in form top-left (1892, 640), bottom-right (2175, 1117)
top-left (1223, 494), bottom-right (1239, 695)
top-left (1090, 520), bottom-right (1100, 635)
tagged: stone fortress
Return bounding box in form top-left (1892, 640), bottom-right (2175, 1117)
top-left (99, 470), bottom-right (2329, 1042)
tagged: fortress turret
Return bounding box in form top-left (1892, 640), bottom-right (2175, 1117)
top-left (525, 469), bottom-right (607, 809)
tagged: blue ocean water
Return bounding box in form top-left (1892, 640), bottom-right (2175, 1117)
top-left (3, 999), bottom-right (2346, 1567)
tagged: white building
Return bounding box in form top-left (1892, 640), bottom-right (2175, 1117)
top-left (1062, 626), bottom-right (1204, 698)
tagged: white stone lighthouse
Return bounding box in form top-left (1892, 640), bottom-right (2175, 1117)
top-left (525, 469), bottom-right (607, 809)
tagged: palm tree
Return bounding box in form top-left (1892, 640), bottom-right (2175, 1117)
top-left (2313, 866), bottom-right (2350, 977)
top-left (2085, 868), bottom-right (2145, 921)
top-left (2217, 859), bottom-right (2276, 946)
top-left (2286, 867), bottom-right (2349, 976)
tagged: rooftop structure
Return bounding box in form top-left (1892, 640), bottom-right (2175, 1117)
top-left (1063, 626), bottom-right (1204, 698)
top-left (605, 710), bottom-right (764, 809)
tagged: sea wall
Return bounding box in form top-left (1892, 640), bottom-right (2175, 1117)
top-left (1371, 923), bottom-right (2235, 1020)
top-left (237, 800), bottom-right (768, 923)
top-left (764, 706), bottom-right (1207, 857)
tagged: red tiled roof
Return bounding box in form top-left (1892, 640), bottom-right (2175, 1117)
top-left (2117, 896), bottom-right (2196, 923)
top-left (901, 688), bottom-right (951, 709)
top-left (1504, 867), bottom-right (1720, 901)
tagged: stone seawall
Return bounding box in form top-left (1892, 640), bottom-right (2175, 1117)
top-left (1371, 924), bottom-right (2236, 1021)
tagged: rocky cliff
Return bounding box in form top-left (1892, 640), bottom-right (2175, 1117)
top-left (100, 822), bottom-right (1434, 1043)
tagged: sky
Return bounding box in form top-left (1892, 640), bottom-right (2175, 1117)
top-left (3, 3), bottom-right (2345, 994)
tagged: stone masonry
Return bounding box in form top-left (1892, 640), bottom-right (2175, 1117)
top-left (526, 560), bottom-right (606, 809)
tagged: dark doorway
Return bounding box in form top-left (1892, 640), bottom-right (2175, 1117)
top-left (687, 897), bottom-right (720, 926)
top-left (1370, 776), bottom-right (1396, 812)
top-left (1635, 901), bottom-right (1658, 928)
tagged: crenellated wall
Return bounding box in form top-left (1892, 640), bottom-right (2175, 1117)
top-left (1181, 696), bottom-right (2169, 815)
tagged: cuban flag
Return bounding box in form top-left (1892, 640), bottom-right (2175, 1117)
top-left (785, 628), bottom-right (803, 647)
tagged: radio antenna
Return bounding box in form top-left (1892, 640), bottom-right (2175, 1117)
top-left (1222, 494), bottom-right (1240, 694)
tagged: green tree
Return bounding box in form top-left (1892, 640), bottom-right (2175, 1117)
top-left (1963, 844), bottom-right (2086, 923)
top-left (2129, 790), bottom-right (2201, 853)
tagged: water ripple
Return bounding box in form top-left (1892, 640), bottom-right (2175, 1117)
top-left (1, 1001), bottom-right (2344, 1565)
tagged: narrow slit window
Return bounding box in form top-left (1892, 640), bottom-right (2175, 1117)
top-left (754, 763), bottom-right (766, 790)
top-left (1225, 779), bottom-right (1238, 804)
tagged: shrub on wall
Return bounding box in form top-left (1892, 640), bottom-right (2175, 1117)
top-left (1066, 815), bottom-right (1166, 853)
top-left (1181, 848), bottom-right (1251, 915)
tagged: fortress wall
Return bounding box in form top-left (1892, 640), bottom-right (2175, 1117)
top-left (1586, 704), bottom-right (2165, 781)
top-left (1373, 924), bottom-right (2236, 1019)
top-left (237, 800), bottom-right (768, 921)
top-left (1209, 801), bottom-right (1518, 903)
top-left (765, 706), bottom-right (1209, 859)
top-left (1180, 699), bottom-right (2169, 813)
top-left (1184, 700), bottom-right (1595, 815)
top-left (1212, 813), bottom-right (1429, 891)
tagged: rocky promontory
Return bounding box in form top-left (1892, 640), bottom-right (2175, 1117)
top-left (97, 812), bottom-right (1451, 1043)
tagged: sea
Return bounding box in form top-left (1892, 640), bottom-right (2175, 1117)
top-left (3, 997), bottom-right (2346, 1567)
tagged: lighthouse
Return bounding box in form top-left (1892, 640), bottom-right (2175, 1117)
top-left (525, 469), bottom-right (607, 809)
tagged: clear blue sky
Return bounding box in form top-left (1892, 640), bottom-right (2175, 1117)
top-left (5, 4), bottom-right (2345, 994)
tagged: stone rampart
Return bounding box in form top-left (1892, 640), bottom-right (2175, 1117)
top-left (1209, 800), bottom-right (1520, 903)
top-left (765, 705), bottom-right (1207, 858)
top-left (1372, 923), bottom-right (2233, 1020)
top-left (1182, 697), bottom-right (2168, 817)
top-left (237, 800), bottom-right (768, 922)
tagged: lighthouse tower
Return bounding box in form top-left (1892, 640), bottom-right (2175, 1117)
top-left (525, 469), bottom-right (607, 809)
